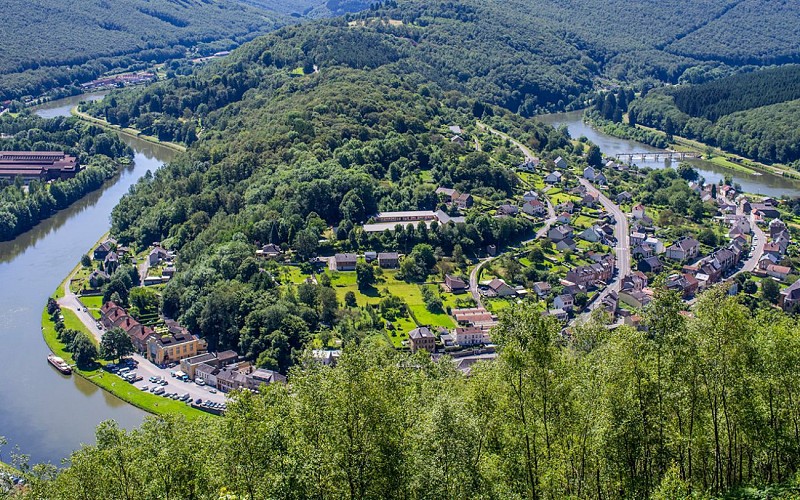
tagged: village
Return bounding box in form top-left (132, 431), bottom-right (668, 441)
top-left (58, 121), bottom-right (800, 392)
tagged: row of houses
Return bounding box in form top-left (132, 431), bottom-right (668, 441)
top-left (333, 252), bottom-right (399, 271)
top-left (758, 218), bottom-right (793, 281)
top-left (100, 302), bottom-right (205, 366)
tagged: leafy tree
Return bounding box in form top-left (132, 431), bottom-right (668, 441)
top-left (80, 254), bottom-right (92, 267)
top-left (70, 332), bottom-right (98, 369)
top-left (356, 261), bottom-right (375, 290)
top-left (100, 327), bottom-right (135, 363)
top-left (762, 278), bottom-right (781, 304)
top-left (344, 291), bottom-right (358, 308)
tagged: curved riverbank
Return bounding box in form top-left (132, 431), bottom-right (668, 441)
top-left (0, 93), bottom-right (179, 466)
top-left (40, 229), bottom-right (204, 421)
top-left (71, 107), bottom-right (187, 153)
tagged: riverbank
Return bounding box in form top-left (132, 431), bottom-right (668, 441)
top-left (42, 235), bottom-right (203, 420)
top-left (71, 107), bottom-right (187, 153)
top-left (628, 120), bottom-right (800, 182)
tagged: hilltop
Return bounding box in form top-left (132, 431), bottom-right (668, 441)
top-left (0, 0), bottom-right (369, 101)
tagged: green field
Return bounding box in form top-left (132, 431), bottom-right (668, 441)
top-left (333, 271), bottom-right (456, 330)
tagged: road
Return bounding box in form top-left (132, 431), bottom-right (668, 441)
top-left (733, 208), bottom-right (765, 276)
top-left (468, 123), bottom-right (557, 307)
top-left (57, 271), bottom-right (226, 404)
top-left (578, 178), bottom-right (630, 310)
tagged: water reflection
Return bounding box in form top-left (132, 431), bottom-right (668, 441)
top-left (537, 110), bottom-right (800, 198)
top-left (0, 94), bottom-right (175, 465)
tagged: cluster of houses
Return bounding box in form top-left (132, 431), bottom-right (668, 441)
top-left (756, 218), bottom-right (793, 281)
top-left (534, 253), bottom-right (615, 321)
top-left (100, 302), bottom-right (205, 366)
top-left (436, 187), bottom-right (474, 210)
top-left (80, 71), bottom-right (156, 91)
top-left (405, 305), bottom-right (500, 353)
top-left (143, 245), bottom-right (176, 286)
top-left (185, 353), bottom-right (286, 393)
top-left (101, 300), bottom-right (291, 393)
top-left (89, 238), bottom-right (126, 289)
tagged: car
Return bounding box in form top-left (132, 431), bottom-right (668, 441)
top-left (153, 387), bottom-right (165, 395)
top-left (141, 386), bottom-right (149, 391)
top-left (167, 362), bottom-right (177, 368)
top-left (209, 389), bottom-right (217, 394)
top-left (195, 398), bottom-right (203, 405)
top-left (148, 376), bottom-right (158, 383)
top-left (196, 379), bottom-right (205, 386)
top-left (159, 380), bottom-right (168, 386)
top-left (150, 386), bottom-right (158, 393)
top-left (181, 393), bottom-right (190, 401)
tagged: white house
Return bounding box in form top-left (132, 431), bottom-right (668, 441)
top-left (583, 166), bottom-right (596, 181)
top-left (632, 204), bottom-right (646, 220)
top-left (522, 190), bottom-right (539, 202)
top-left (522, 199), bottom-right (546, 216)
top-left (579, 225), bottom-right (605, 243)
top-left (644, 237), bottom-right (665, 254)
top-left (544, 171), bottom-right (563, 184)
top-left (554, 294), bottom-right (574, 311)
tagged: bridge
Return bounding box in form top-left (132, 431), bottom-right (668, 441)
top-left (615, 151), bottom-right (701, 162)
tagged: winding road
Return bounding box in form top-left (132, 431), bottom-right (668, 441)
top-left (468, 122), bottom-right (557, 307)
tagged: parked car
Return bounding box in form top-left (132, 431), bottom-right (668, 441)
top-left (153, 387), bottom-right (165, 395)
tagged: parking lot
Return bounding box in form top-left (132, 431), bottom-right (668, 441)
top-left (107, 357), bottom-right (227, 407)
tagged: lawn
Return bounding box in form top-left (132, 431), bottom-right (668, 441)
top-left (279, 265), bottom-right (314, 285)
top-left (79, 295), bottom-right (104, 309)
top-left (330, 271), bottom-right (456, 330)
top-left (573, 214), bottom-right (597, 229)
top-left (41, 309), bottom-right (204, 420)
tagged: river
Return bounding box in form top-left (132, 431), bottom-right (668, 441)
top-left (537, 110), bottom-right (800, 198)
top-left (0, 94), bottom-right (176, 466)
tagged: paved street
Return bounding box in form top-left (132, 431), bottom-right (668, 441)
top-left (733, 208), bottom-right (765, 276)
top-left (57, 274), bottom-right (226, 404)
top-left (578, 178), bottom-right (630, 311)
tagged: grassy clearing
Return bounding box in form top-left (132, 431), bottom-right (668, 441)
top-left (42, 309), bottom-right (203, 420)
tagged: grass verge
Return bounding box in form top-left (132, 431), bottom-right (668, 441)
top-left (41, 308), bottom-right (203, 420)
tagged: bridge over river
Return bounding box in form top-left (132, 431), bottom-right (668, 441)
top-left (615, 151), bottom-right (702, 162)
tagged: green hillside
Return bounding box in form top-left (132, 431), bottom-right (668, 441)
top-left (0, 0), bottom-right (370, 101)
top-left (629, 65), bottom-right (800, 165)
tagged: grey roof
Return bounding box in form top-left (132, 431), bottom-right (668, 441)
top-left (409, 327), bottom-right (435, 340)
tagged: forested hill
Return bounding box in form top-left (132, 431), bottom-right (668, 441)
top-left (7, 0), bottom-right (800, 106)
top-left (629, 65), bottom-right (800, 165)
top-left (0, 0), bottom-right (368, 101)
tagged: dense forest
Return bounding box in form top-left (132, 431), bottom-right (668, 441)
top-left (628, 65), bottom-right (800, 165)
top-left (9, 288), bottom-right (800, 498)
top-left (0, 115), bottom-right (131, 241)
top-left (0, 0), bottom-right (374, 101)
top-left (8, 0), bottom-right (800, 109)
